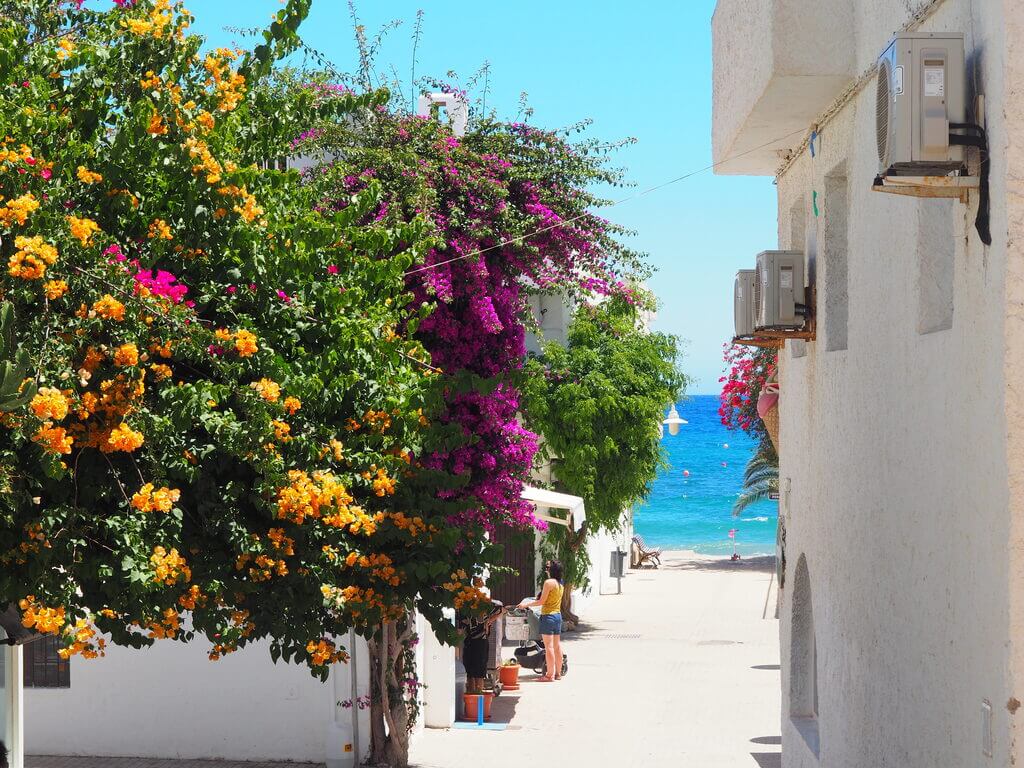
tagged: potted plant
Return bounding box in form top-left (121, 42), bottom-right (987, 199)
top-left (498, 658), bottom-right (521, 690)
top-left (462, 691), bottom-right (494, 721)
top-left (757, 377), bottom-right (780, 451)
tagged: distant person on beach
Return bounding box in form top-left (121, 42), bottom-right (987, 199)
top-left (518, 560), bottom-right (564, 682)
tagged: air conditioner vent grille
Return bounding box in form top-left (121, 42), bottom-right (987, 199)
top-left (876, 59), bottom-right (891, 167)
top-left (753, 264), bottom-right (763, 327)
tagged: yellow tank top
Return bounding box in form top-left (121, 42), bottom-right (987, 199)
top-left (541, 582), bottom-right (563, 614)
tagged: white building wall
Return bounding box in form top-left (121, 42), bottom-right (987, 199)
top-left (1004, 3), bottom-right (1024, 766)
top-left (571, 509), bottom-right (634, 618)
top-left (26, 614), bottom-right (457, 763)
top-left (26, 636), bottom-right (372, 764)
top-left (760, 2), bottom-right (1018, 766)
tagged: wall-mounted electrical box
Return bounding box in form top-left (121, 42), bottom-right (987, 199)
top-left (734, 269), bottom-right (757, 337)
top-left (755, 250), bottom-right (806, 330)
top-left (876, 32), bottom-right (965, 177)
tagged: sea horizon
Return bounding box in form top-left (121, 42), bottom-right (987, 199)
top-left (633, 394), bottom-right (778, 557)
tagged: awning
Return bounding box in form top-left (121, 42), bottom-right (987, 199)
top-left (0, 604), bottom-right (44, 645)
top-left (521, 486), bottom-right (586, 532)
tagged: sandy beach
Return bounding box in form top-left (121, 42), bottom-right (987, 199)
top-left (409, 549), bottom-right (782, 768)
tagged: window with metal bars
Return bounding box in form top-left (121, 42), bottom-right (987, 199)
top-left (23, 636), bottom-right (70, 688)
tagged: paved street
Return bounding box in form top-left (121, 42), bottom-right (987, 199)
top-left (411, 551), bottom-right (782, 768)
top-left (29, 552), bottom-right (781, 768)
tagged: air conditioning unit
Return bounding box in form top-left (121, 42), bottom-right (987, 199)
top-left (755, 251), bottom-right (805, 331)
top-left (734, 269), bottom-right (756, 337)
top-left (876, 32), bottom-right (965, 176)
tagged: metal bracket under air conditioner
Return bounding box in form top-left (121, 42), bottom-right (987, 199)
top-left (733, 288), bottom-right (817, 349)
top-left (872, 170), bottom-right (978, 204)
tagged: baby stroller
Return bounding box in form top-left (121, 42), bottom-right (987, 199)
top-left (505, 606), bottom-right (569, 678)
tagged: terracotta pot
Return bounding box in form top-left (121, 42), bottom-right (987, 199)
top-left (498, 664), bottom-right (520, 690)
top-left (462, 692), bottom-right (493, 721)
top-left (758, 380), bottom-right (780, 451)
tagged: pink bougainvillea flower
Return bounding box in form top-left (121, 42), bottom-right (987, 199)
top-left (226, 285), bottom-right (237, 295)
top-left (103, 244), bottom-right (126, 262)
top-left (326, 265), bottom-right (338, 275)
top-left (134, 268), bottom-right (188, 304)
top-left (40, 168), bottom-right (52, 180)
top-left (276, 290), bottom-right (291, 303)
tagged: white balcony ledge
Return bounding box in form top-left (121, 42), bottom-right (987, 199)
top-left (712, 0), bottom-right (856, 175)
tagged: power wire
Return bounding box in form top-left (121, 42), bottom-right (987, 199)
top-left (404, 127), bottom-right (807, 276)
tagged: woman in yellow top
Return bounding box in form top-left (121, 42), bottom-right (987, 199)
top-left (518, 560), bottom-right (564, 682)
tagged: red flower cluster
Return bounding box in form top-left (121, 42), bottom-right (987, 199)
top-left (718, 344), bottom-right (776, 435)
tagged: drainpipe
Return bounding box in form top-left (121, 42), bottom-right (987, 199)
top-left (5, 645), bottom-right (23, 768)
top-left (349, 628), bottom-right (359, 763)
top-left (326, 633), bottom-right (359, 768)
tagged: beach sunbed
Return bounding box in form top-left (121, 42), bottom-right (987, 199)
top-left (632, 535), bottom-right (661, 568)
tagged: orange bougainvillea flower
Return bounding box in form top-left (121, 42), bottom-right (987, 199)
top-left (103, 423), bottom-right (144, 453)
top-left (283, 396), bottom-right (301, 415)
top-left (131, 483), bottom-right (180, 513)
top-left (33, 423), bottom-right (73, 455)
top-left (113, 343), bottom-right (139, 367)
top-left (93, 295), bottom-right (125, 321)
top-left (147, 113), bottom-right (168, 136)
top-left (67, 216), bottom-right (100, 246)
top-left (19, 595), bottom-right (65, 634)
top-left (0, 192), bottom-right (40, 227)
top-left (30, 388), bottom-right (69, 421)
top-left (76, 166), bottom-right (102, 184)
top-left (150, 546), bottom-right (190, 586)
top-left (9, 235), bottom-right (57, 279)
top-left (43, 279), bottom-right (68, 300)
top-left (147, 218), bottom-right (172, 240)
top-left (250, 378), bottom-right (280, 403)
top-left (234, 329), bottom-right (258, 357)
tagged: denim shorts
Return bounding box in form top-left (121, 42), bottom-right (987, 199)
top-left (539, 612), bottom-right (562, 636)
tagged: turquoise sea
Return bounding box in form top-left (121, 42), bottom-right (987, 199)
top-left (634, 394), bottom-right (778, 557)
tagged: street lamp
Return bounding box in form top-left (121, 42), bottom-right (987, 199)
top-left (663, 404), bottom-right (687, 436)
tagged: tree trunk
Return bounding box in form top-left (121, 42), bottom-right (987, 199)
top-left (559, 520), bottom-right (587, 630)
top-left (367, 614), bottom-right (415, 767)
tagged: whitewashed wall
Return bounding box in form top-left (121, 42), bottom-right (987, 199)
top-left (759, 2), bottom-right (1020, 766)
top-left (26, 611), bottom-right (455, 763)
top-left (26, 635), bottom-right (370, 764)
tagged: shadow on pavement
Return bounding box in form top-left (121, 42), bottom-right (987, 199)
top-left (487, 692), bottom-right (521, 724)
top-left (751, 752), bottom-right (783, 768)
top-left (664, 555), bottom-right (776, 574)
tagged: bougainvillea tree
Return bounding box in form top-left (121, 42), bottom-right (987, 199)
top-left (293, 76), bottom-right (649, 761)
top-left (522, 295), bottom-right (684, 626)
top-left (0, 0), bottom-right (505, 699)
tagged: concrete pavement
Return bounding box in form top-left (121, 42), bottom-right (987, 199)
top-left (410, 551), bottom-right (783, 768)
top-left (28, 551), bottom-right (781, 768)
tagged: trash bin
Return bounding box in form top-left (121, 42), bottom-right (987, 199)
top-left (610, 548), bottom-right (627, 578)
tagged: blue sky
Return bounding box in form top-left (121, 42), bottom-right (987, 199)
top-left (188, 0), bottom-right (777, 394)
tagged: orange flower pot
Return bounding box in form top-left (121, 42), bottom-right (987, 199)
top-left (462, 692), bottom-right (493, 721)
top-left (498, 664), bottom-right (520, 690)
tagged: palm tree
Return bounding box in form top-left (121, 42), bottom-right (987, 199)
top-left (733, 441), bottom-right (778, 516)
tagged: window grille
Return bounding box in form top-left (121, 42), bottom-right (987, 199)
top-left (23, 636), bottom-right (70, 688)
